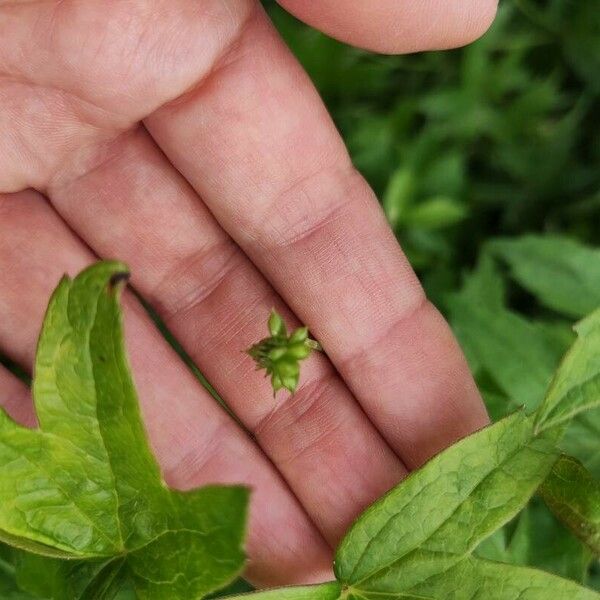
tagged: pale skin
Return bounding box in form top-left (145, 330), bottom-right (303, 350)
top-left (0, 0), bottom-right (497, 588)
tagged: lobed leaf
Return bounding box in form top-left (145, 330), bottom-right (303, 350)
top-left (0, 270), bottom-right (125, 556)
top-left (450, 255), bottom-right (600, 475)
top-left (0, 263), bottom-right (248, 599)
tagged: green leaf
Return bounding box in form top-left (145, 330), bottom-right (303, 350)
top-left (449, 259), bottom-right (558, 410)
top-left (13, 551), bottom-right (110, 599)
top-left (382, 167), bottom-right (414, 230)
top-left (335, 412), bottom-right (558, 593)
top-left (404, 196), bottom-right (468, 230)
top-left (562, 411), bottom-right (600, 478)
top-left (476, 498), bottom-right (592, 583)
top-left (0, 262), bottom-right (248, 599)
top-left (450, 255), bottom-right (600, 474)
top-left (459, 254), bottom-right (507, 310)
top-left (535, 308), bottom-right (600, 432)
top-left (490, 236), bottom-right (600, 319)
top-left (0, 549), bottom-right (37, 599)
top-left (541, 456), bottom-right (600, 556)
top-left (223, 582), bottom-right (341, 599)
top-left (404, 556), bottom-right (600, 600)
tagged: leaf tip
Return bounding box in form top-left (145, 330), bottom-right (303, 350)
top-left (108, 271), bottom-right (130, 289)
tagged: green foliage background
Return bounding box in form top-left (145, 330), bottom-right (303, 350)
top-left (266, 0), bottom-right (600, 303)
top-left (263, 0), bottom-right (600, 593)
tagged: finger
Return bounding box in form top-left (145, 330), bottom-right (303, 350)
top-left (145, 8), bottom-right (489, 468)
top-left (47, 125), bottom-right (408, 543)
top-left (0, 365), bottom-right (35, 427)
top-left (0, 190), bottom-right (332, 586)
top-left (277, 0), bottom-right (498, 54)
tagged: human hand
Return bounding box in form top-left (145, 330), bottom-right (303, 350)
top-left (0, 0), bottom-right (496, 587)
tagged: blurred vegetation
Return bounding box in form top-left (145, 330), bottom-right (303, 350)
top-left (266, 0), bottom-right (600, 305)
top-left (264, 0), bottom-right (600, 592)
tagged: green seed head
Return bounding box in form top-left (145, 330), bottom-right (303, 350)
top-left (248, 310), bottom-right (322, 395)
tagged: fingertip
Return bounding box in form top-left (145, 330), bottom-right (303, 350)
top-left (439, 0), bottom-right (499, 52)
top-left (276, 0), bottom-right (499, 55)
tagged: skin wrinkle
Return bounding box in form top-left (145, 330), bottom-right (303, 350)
top-left (249, 163), bottom-right (361, 253)
top-left (338, 296), bottom-right (430, 377)
top-left (253, 373), bottom-right (350, 459)
top-left (162, 418), bottom-right (236, 490)
top-left (0, 80), bottom-right (126, 193)
top-left (253, 375), bottom-right (335, 439)
top-left (202, 290), bottom-right (275, 360)
top-left (151, 240), bottom-right (243, 324)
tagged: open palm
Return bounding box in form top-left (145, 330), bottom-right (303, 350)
top-left (0, 0), bottom-right (497, 587)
